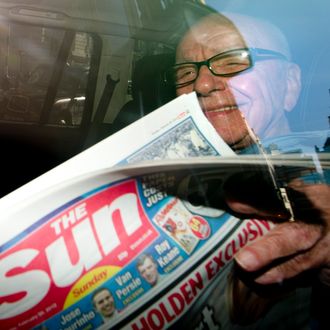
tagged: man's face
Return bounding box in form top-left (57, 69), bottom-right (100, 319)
top-left (93, 289), bottom-right (115, 318)
top-left (176, 17), bottom-right (292, 150)
top-left (138, 257), bottom-right (159, 286)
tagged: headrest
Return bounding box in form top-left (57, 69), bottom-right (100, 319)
top-left (131, 53), bottom-right (176, 111)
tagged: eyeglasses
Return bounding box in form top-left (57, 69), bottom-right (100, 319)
top-left (165, 48), bottom-right (287, 88)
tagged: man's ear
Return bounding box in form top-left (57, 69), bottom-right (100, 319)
top-left (284, 63), bottom-right (301, 112)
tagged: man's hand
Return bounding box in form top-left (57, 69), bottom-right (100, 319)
top-left (226, 181), bottom-right (330, 286)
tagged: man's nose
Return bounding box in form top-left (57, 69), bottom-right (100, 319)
top-left (194, 65), bottom-right (226, 96)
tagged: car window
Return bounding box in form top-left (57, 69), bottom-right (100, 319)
top-left (0, 22), bottom-right (97, 127)
top-left (0, 1), bottom-right (329, 329)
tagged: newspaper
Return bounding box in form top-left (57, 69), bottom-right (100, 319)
top-left (0, 93), bottom-right (327, 330)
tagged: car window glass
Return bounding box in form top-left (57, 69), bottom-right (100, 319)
top-left (0, 23), bottom-right (96, 127)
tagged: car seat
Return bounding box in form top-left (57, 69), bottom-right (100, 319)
top-left (111, 53), bottom-right (176, 133)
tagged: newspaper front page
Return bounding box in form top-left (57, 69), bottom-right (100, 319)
top-left (0, 93), bottom-right (319, 329)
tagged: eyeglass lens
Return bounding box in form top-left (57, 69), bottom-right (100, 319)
top-left (172, 49), bottom-right (252, 86)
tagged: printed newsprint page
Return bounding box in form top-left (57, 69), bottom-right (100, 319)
top-left (0, 93), bottom-right (319, 330)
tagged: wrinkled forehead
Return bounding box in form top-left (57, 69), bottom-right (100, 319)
top-left (177, 14), bottom-right (242, 53)
top-left (177, 13), bottom-right (291, 60)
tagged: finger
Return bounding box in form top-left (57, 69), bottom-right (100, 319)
top-left (254, 243), bottom-right (325, 284)
top-left (226, 198), bottom-right (290, 221)
top-left (226, 199), bottom-right (262, 215)
top-left (288, 182), bottom-right (330, 219)
top-left (226, 181), bottom-right (330, 223)
top-left (223, 171), bottom-right (290, 216)
top-left (234, 222), bottom-right (322, 273)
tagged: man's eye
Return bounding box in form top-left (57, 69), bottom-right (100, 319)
top-left (212, 58), bottom-right (250, 74)
top-left (175, 66), bottom-right (196, 81)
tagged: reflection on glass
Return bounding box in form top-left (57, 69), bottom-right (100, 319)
top-left (0, 25), bottom-right (92, 127)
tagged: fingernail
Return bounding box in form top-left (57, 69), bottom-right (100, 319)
top-left (235, 250), bottom-right (260, 271)
top-left (255, 271), bottom-right (282, 285)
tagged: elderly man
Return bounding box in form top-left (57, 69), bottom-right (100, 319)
top-left (174, 13), bottom-right (301, 151)
top-left (172, 11), bottom-right (330, 286)
top-left (167, 11), bottom-right (330, 328)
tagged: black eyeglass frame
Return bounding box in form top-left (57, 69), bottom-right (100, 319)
top-left (167, 48), bottom-right (288, 88)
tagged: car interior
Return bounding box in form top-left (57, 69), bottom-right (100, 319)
top-left (0, 0), bottom-right (214, 195)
